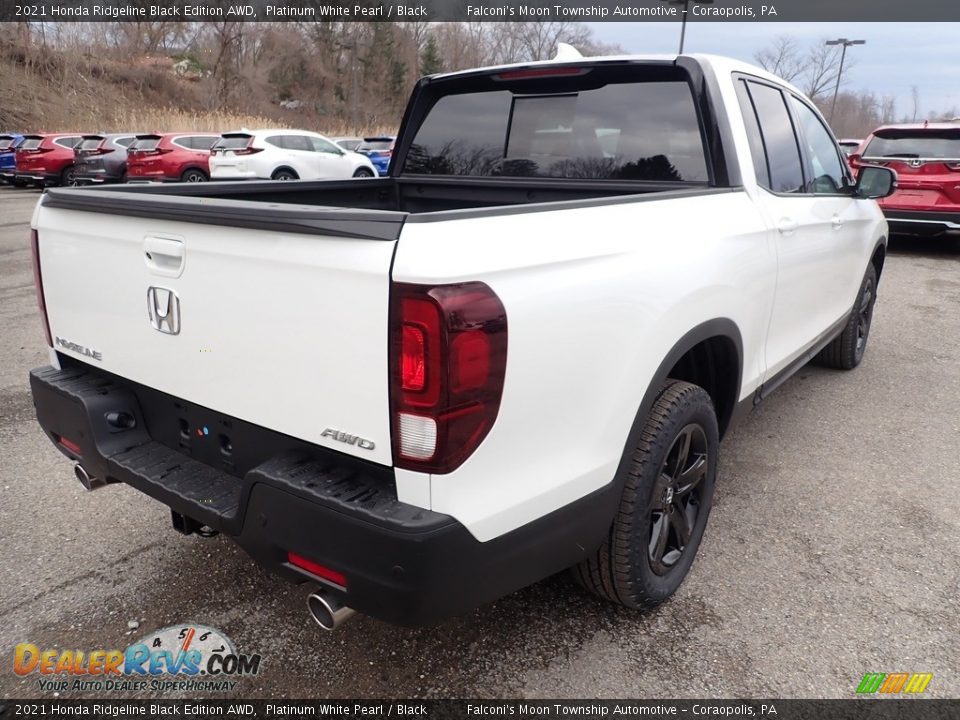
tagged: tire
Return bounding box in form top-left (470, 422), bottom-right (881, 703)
top-left (60, 165), bottom-right (78, 187)
top-left (12, 178), bottom-right (27, 188)
top-left (812, 264), bottom-right (878, 370)
top-left (573, 380), bottom-right (719, 609)
top-left (353, 167), bottom-right (375, 178)
top-left (271, 168), bottom-right (298, 181)
top-left (181, 169), bottom-right (207, 183)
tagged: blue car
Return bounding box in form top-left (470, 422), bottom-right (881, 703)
top-left (0, 133), bottom-right (24, 185)
top-left (356, 136), bottom-right (395, 176)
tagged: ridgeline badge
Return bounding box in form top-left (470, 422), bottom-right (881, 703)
top-left (14, 624), bottom-right (261, 694)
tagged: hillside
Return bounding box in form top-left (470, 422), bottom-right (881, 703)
top-left (0, 40), bottom-right (349, 135)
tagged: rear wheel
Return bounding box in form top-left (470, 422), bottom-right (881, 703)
top-left (573, 380), bottom-right (718, 609)
top-left (353, 167), bottom-right (375, 178)
top-left (181, 169), bottom-right (207, 183)
top-left (60, 165), bottom-right (78, 187)
top-left (813, 264), bottom-right (878, 370)
top-left (272, 168), bottom-right (298, 181)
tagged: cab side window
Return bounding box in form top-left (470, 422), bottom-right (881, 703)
top-left (789, 97), bottom-right (848, 194)
top-left (744, 82), bottom-right (806, 194)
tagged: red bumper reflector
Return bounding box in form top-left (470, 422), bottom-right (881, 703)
top-left (287, 552), bottom-right (347, 587)
top-left (55, 434), bottom-right (82, 456)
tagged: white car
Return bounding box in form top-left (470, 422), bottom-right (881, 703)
top-left (209, 129), bottom-right (376, 181)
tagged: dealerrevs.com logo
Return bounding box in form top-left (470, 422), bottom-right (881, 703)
top-left (14, 624), bottom-right (262, 693)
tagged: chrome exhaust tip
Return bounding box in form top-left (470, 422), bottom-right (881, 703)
top-left (307, 591), bottom-right (356, 631)
top-left (74, 464), bottom-right (96, 490)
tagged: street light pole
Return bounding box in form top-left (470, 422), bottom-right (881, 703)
top-left (826, 38), bottom-right (866, 123)
top-left (660, 0), bottom-right (715, 54)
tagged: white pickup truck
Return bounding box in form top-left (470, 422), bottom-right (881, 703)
top-left (29, 54), bottom-right (896, 630)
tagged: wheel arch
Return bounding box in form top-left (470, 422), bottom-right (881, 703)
top-left (180, 165), bottom-right (208, 176)
top-left (617, 319), bottom-right (744, 489)
top-left (871, 237), bottom-right (887, 282)
top-left (271, 165), bottom-right (299, 179)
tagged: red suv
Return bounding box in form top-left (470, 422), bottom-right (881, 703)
top-left (15, 133), bottom-right (85, 186)
top-left (851, 123), bottom-right (960, 238)
top-left (126, 133), bottom-right (220, 182)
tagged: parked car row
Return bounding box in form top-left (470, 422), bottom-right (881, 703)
top-left (0, 130), bottom-right (396, 187)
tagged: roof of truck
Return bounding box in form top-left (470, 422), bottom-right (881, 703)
top-left (430, 53), bottom-right (804, 97)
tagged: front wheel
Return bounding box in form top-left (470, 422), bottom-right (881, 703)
top-left (813, 263), bottom-right (878, 370)
top-left (353, 167), bottom-right (375, 178)
top-left (573, 380), bottom-right (718, 609)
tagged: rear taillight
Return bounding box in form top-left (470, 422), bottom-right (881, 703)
top-left (232, 147), bottom-right (263, 156)
top-left (389, 282), bottom-right (507, 474)
top-left (848, 154), bottom-right (862, 170)
top-left (945, 162), bottom-right (960, 171)
top-left (30, 229), bottom-right (53, 347)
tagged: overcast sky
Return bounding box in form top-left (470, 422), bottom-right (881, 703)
top-left (588, 22), bottom-right (960, 117)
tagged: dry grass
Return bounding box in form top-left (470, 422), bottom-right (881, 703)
top-left (88, 107), bottom-right (288, 134)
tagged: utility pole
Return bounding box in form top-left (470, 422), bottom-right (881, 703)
top-left (660, 0), bottom-right (715, 54)
top-left (826, 38), bottom-right (866, 123)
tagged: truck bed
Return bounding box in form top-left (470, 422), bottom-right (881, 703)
top-left (40, 176), bottom-right (721, 240)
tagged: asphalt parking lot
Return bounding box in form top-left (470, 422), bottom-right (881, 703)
top-left (0, 187), bottom-right (958, 700)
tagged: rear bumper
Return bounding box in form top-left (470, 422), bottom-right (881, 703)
top-left (883, 209), bottom-right (960, 237)
top-left (30, 361), bottom-right (613, 626)
top-left (74, 170), bottom-right (122, 184)
top-left (15, 171), bottom-right (59, 185)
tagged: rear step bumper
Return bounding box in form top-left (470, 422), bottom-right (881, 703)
top-left (30, 362), bottom-right (613, 626)
top-left (883, 209), bottom-right (960, 237)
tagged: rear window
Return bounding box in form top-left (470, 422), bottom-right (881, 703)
top-left (215, 135), bottom-right (253, 150)
top-left (54, 136), bottom-right (81, 149)
top-left (864, 130), bottom-right (960, 159)
top-left (131, 138), bottom-right (160, 151)
top-left (177, 135), bottom-right (217, 150)
top-left (0, 137), bottom-right (16, 151)
top-left (403, 79), bottom-right (708, 182)
top-left (21, 138), bottom-right (43, 150)
top-left (79, 138), bottom-right (104, 150)
top-left (359, 140), bottom-right (393, 151)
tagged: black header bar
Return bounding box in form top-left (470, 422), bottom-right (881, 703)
top-left (1, 0), bottom-right (959, 22)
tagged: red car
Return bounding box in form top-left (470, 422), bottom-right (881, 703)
top-left (851, 123), bottom-right (960, 238)
top-left (126, 133), bottom-right (220, 183)
top-left (15, 133), bottom-right (85, 186)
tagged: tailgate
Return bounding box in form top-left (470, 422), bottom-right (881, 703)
top-left (34, 189), bottom-right (404, 467)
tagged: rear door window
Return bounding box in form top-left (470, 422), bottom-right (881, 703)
top-left (745, 82), bottom-right (805, 194)
top-left (403, 79), bottom-right (708, 182)
top-left (114, 136), bottom-right (136, 148)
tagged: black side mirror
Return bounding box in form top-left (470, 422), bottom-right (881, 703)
top-left (855, 166), bottom-right (897, 199)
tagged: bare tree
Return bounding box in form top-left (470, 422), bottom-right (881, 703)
top-left (754, 36), bottom-right (849, 101)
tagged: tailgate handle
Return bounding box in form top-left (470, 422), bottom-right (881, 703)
top-left (143, 236), bottom-right (185, 278)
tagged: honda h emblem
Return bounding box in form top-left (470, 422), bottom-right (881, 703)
top-left (147, 287), bottom-right (181, 335)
